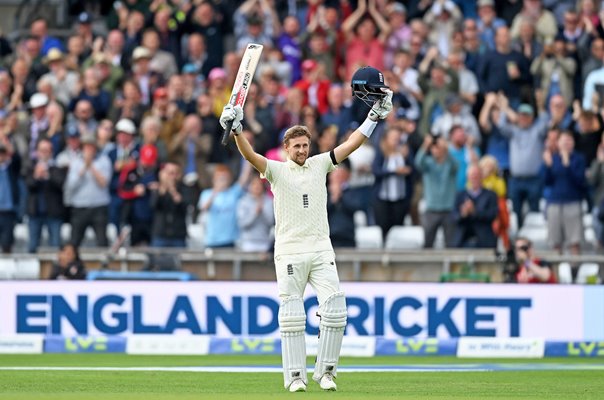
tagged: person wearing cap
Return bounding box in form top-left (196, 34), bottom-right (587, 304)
top-left (476, 0), bottom-right (507, 50)
top-left (25, 139), bottom-right (66, 253)
top-left (81, 50), bottom-right (125, 98)
top-left (495, 93), bottom-right (549, 228)
top-left (144, 86), bottom-right (185, 144)
top-left (107, 118), bottom-right (140, 229)
top-left (294, 59), bottom-right (330, 115)
top-left (39, 47), bottom-right (80, 106)
top-left (75, 12), bottom-right (96, 50)
top-left (65, 134), bottom-right (112, 247)
top-left (26, 92), bottom-right (51, 163)
top-left (207, 67), bottom-right (231, 118)
top-left (0, 138), bottom-right (20, 253)
top-left (181, 63), bottom-right (205, 101)
top-left (141, 28), bottom-right (178, 80)
top-left (384, 2), bottom-right (411, 70)
top-left (129, 45), bottom-right (163, 105)
top-left (341, 0), bottom-right (390, 81)
top-left (234, 0), bottom-right (278, 52)
top-left (117, 143), bottom-right (159, 246)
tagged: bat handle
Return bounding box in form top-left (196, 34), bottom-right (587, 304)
top-left (221, 119), bottom-right (234, 146)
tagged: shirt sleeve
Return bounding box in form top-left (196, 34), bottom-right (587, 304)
top-left (316, 152), bottom-right (337, 174)
top-left (261, 159), bottom-right (279, 184)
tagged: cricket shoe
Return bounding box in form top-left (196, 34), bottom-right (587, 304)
top-left (289, 379), bottom-right (307, 393)
top-left (319, 373), bottom-right (337, 391)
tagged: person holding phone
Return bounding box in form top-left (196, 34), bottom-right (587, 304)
top-left (513, 237), bottom-right (557, 283)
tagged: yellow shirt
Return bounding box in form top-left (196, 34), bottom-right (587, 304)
top-left (481, 174), bottom-right (506, 198)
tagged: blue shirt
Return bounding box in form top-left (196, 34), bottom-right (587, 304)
top-left (449, 145), bottom-right (481, 191)
top-left (199, 184), bottom-right (244, 247)
top-left (0, 163), bottom-right (14, 211)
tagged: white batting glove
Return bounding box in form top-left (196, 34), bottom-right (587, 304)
top-left (368, 89), bottom-right (393, 121)
top-left (219, 104), bottom-right (244, 134)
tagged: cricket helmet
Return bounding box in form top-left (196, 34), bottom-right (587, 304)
top-left (351, 66), bottom-right (389, 107)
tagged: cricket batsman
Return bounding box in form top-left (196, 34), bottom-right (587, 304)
top-left (220, 66), bottom-right (393, 392)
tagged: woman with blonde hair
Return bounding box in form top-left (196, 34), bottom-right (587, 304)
top-left (478, 155), bottom-right (510, 250)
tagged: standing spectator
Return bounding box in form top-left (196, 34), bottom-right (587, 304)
top-left (423, 0), bottom-right (463, 57)
top-left (341, 0), bottom-right (389, 81)
top-left (476, 0), bottom-right (507, 50)
top-left (25, 92), bottom-right (51, 163)
top-left (478, 26), bottom-right (531, 108)
top-left (415, 136), bottom-right (458, 248)
top-left (579, 37), bottom-right (604, 89)
top-left (574, 107), bottom-right (603, 167)
top-left (479, 155), bottom-right (511, 250)
top-left (49, 244), bottom-right (86, 280)
top-left (65, 99), bottom-right (98, 138)
top-left (233, 0), bottom-right (279, 53)
top-left (180, 33), bottom-right (215, 80)
top-left (65, 135), bottom-right (112, 247)
top-left (432, 94), bottom-right (481, 145)
top-left (276, 16), bottom-right (302, 84)
top-left (140, 115), bottom-right (168, 166)
top-left (0, 139), bottom-right (20, 253)
top-left (129, 46), bottom-right (163, 106)
top-left (69, 67), bottom-right (111, 120)
top-left (25, 139), bottom-right (66, 253)
top-left (513, 237), bottom-right (557, 283)
top-left (56, 125), bottom-right (82, 171)
top-left (371, 126), bottom-right (413, 239)
top-left (383, 2), bottom-right (411, 70)
top-left (327, 160), bottom-right (362, 248)
top-left (453, 164), bottom-right (498, 248)
top-left (150, 162), bottom-right (187, 247)
top-left (448, 126), bottom-right (480, 191)
top-left (511, 17), bottom-right (543, 63)
top-left (321, 84), bottom-right (352, 140)
top-left (237, 173), bottom-right (275, 252)
top-left (531, 37), bottom-right (576, 106)
top-left (141, 28), bottom-right (178, 80)
top-left (587, 134), bottom-right (604, 245)
top-left (146, 86), bottom-right (185, 145)
top-left (96, 119), bottom-right (115, 157)
top-left (294, 60), bottom-right (330, 115)
top-left (480, 93), bottom-right (510, 177)
top-left (110, 79), bottom-right (148, 127)
top-left (151, 7), bottom-right (183, 67)
top-left (542, 131), bottom-right (587, 255)
top-left (40, 48), bottom-right (80, 107)
top-left (207, 67), bottom-right (231, 118)
top-left (184, 1), bottom-right (224, 71)
top-left (510, 0), bottom-right (558, 43)
top-left (546, 94), bottom-right (573, 131)
top-left (198, 165), bottom-right (244, 248)
top-left (496, 96), bottom-right (548, 227)
top-left (447, 51), bottom-right (480, 108)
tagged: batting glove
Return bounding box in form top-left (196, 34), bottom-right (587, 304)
top-left (368, 89), bottom-right (393, 121)
top-left (219, 104), bottom-right (244, 134)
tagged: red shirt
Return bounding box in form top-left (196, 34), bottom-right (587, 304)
top-left (515, 258), bottom-right (557, 284)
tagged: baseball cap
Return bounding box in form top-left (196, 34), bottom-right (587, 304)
top-left (132, 46), bottom-right (152, 61)
top-left (388, 2), bottom-right (407, 15)
top-left (66, 124), bottom-right (81, 138)
top-left (182, 63), bottom-right (199, 74)
top-left (518, 103), bottom-right (534, 115)
top-left (208, 67), bottom-right (227, 81)
top-left (81, 134), bottom-right (98, 148)
top-left (78, 12), bottom-right (92, 24)
top-left (153, 87), bottom-right (168, 101)
top-left (115, 118), bottom-right (136, 135)
top-left (29, 92), bottom-right (49, 109)
top-left (477, 0), bottom-right (495, 7)
top-left (302, 59), bottom-right (318, 72)
top-left (140, 144), bottom-right (158, 166)
top-left (44, 48), bottom-right (64, 64)
top-left (247, 13), bottom-right (263, 26)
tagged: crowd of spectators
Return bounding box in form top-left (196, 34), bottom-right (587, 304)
top-left (1, 0), bottom-right (604, 269)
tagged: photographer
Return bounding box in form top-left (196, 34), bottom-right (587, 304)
top-left (513, 237), bottom-right (557, 284)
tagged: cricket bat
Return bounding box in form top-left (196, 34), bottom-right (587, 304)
top-left (220, 43), bottom-right (264, 146)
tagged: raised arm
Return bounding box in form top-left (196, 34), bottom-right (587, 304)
top-left (333, 89), bottom-right (393, 163)
top-left (220, 105), bottom-right (268, 174)
top-left (367, 0), bottom-right (391, 42)
top-left (341, 0), bottom-right (367, 41)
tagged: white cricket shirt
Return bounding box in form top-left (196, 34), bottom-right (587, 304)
top-left (262, 152), bottom-right (337, 256)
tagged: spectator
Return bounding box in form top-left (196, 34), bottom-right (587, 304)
top-left (40, 48), bottom-right (80, 107)
top-left (117, 143), bottom-right (158, 246)
top-left (181, 33), bottom-right (215, 80)
top-left (511, 16), bottom-right (543, 62)
top-left (141, 28), bottom-right (178, 80)
top-left (96, 119), bottom-right (115, 157)
top-left (237, 173), bottom-right (275, 252)
top-left (392, 49), bottom-right (422, 104)
top-left (588, 134), bottom-right (604, 245)
top-left (476, 0), bottom-right (506, 50)
top-left (512, 237), bottom-right (557, 283)
top-left (129, 46), bottom-right (163, 105)
top-left (510, 0), bottom-right (558, 43)
top-left (65, 99), bottom-right (98, 139)
top-left (496, 96), bottom-right (548, 227)
top-left (453, 163), bottom-right (498, 248)
top-left (81, 53), bottom-right (124, 99)
top-left (542, 131), bottom-right (587, 255)
top-left (207, 67), bottom-right (231, 118)
top-left (167, 74), bottom-right (195, 115)
top-left (234, 0), bottom-right (279, 53)
top-left (423, 0), bottom-right (463, 57)
top-left (432, 94), bottom-right (481, 145)
top-left (447, 51), bottom-right (480, 108)
top-left (294, 59), bottom-right (330, 115)
top-left (31, 18), bottom-right (64, 56)
top-left (140, 115), bottom-right (168, 166)
top-left (383, 2), bottom-right (412, 70)
top-left (184, 1), bottom-right (224, 71)
top-left (546, 94), bottom-right (573, 131)
top-left (150, 162), bottom-right (187, 247)
top-left (341, 0), bottom-right (389, 81)
top-left (372, 126), bottom-right (414, 239)
top-left (480, 93), bottom-right (510, 177)
top-left (415, 136), bottom-right (458, 248)
top-left (579, 37), bottom-right (604, 89)
top-left (151, 7), bottom-right (183, 67)
top-left (321, 84), bottom-right (352, 141)
top-left (56, 125), bottom-right (82, 172)
top-left (69, 67), bottom-right (111, 120)
top-left (0, 139), bottom-right (20, 253)
top-left (573, 106), bottom-right (603, 167)
top-left (65, 135), bottom-right (112, 247)
top-left (103, 29), bottom-right (127, 70)
top-left (64, 35), bottom-right (87, 71)
top-left (479, 155), bottom-right (511, 250)
top-left (49, 243), bottom-right (86, 280)
top-left (25, 139), bottom-right (66, 253)
top-left (25, 92), bottom-right (51, 163)
top-left (198, 164), bottom-right (245, 248)
top-left (74, 12), bottom-right (95, 54)
top-left (531, 37), bottom-right (577, 107)
top-left (110, 79), bottom-right (148, 127)
top-left (448, 125), bottom-right (480, 191)
top-left (276, 16), bottom-right (302, 84)
top-left (478, 26), bottom-right (531, 108)
top-left (327, 160), bottom-right (362, 248)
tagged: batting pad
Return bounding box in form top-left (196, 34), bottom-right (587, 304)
top-left (313, 291), bottom-right (347, 382)
top-left (279, 296), bottom-right (307, 388)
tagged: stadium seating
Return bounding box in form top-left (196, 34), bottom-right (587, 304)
top-left (355, 226), bottom-right (383, 249)
top-left (575, 263), bottom-right (601, 284)
top-left (385, 226), bottom-right (424, 250)
top-left (353, 210), bottom-right (367, 227)
top-left (517, 225), bottom-right (548, 250)
top-left (0, 258), bottom-right (40, 280)
top-left (0, 259), bottom-right (16, 280)
top-left (557, 262), bottom-right (573, 284)
top-left (523, 212), bottom-right (546, 228)
top-left (187, 223), bottom-right (205, 250)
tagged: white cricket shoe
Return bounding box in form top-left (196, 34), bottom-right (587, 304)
top-left (289, 379), bottom-right (307, 393)
top-left (319, 373), bottom-right (337, 391)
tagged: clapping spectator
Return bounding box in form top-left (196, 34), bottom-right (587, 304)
top-left (110, 79), bottom-right (148, 127)
top-left (531, 37), bottom-right (576, 107)
top-left (432, 94), bottom-right (481, 145)
top-left (453, 164), bottom-right (498, 248)
top-left (0, 139), bottom-right (20, 253)
top-left (587, 134), bottom-right (604, 245)
top-left (65, 135), bottom-right (111, 247)
top-left (49, 244), bottom-right (86, 280)
top-left (25, 139), bottom-right (66, 253)
top-left (237, 173), bottom-right (274, 252)
top-left (423, 0), bottom-right (462, 57)
top-left (510, 0), bottom-right (558, 43)
top-left (150, 162), bottom-right (187, 247)
top-left (40, 48), bottom-right (80, 107)
top-left (542, 131), bottom-right (587, 255)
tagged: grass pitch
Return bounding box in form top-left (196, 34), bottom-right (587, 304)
top-left (0, 355), bottom-right (603, 399)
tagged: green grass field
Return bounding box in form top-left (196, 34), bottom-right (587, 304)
top-left (1, 355), bottom-right (603, 400)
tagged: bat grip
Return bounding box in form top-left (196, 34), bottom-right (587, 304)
top-left (221, 119), bottom-right (234, 146)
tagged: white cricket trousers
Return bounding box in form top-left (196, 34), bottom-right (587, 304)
top-left (274, 250), bottom-right (341, 304)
